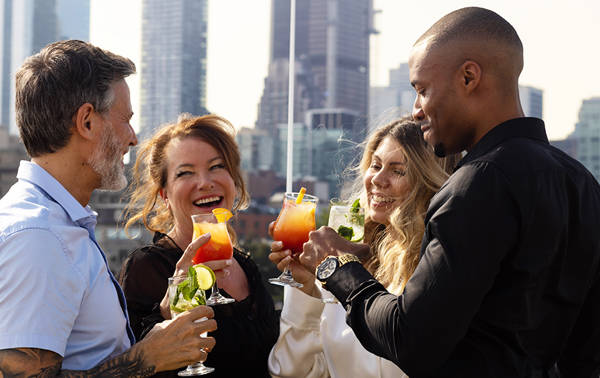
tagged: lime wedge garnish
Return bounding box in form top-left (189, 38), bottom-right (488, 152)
top-left (337, 224), bottom-right (364, 242)
top-left (350, 233), bottom-right (364, 242)
top-left (170, 303), bottom-right (187, 314)
top-left (193, 263), bottom-right (216, 290)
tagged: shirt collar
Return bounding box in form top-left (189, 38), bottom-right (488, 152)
top-left (456, 117), bottom-right (548, 170)
top-left (16, 160), bottom-right (97, 224)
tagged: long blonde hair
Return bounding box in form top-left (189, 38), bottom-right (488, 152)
top-left (123, 114), bottom-right (250, 244)
top-left (353, 117), bottom-right (457, 294)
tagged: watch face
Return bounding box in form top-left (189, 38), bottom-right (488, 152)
top-left (317, 257), bottom-right (339, 281)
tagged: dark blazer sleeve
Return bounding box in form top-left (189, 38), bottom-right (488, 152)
top-left (325, 162), bottom-right (520, 377)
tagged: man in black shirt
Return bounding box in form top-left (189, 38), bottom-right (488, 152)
top-left (301, 7), bottom-right (600, 377)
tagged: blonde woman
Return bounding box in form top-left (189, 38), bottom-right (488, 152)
top-left (268, 117), bottom-right (457, 377)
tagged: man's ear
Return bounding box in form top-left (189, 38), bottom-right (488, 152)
top-left (461, 60), bottom-right (481, 94)
top-left (73, 103), bottom-right (95, 140)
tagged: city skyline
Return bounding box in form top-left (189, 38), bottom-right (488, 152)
top-left (139, 0), bottom-right (209, 139)
top-left (1, 0), bottom-right (90, 132)
top-left (89, 0), bottom-right (600, 141)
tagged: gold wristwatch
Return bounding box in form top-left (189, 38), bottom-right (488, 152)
top-left (315, 254), bottom-right (361, 284)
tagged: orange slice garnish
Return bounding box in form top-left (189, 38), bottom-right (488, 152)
top-left (212, 208), bottom-right (233, 223)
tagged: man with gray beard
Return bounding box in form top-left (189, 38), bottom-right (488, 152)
top-left (0, 40), bottom-right (216, 377)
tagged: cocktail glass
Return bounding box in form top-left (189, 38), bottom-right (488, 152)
top-left (168, 274), bottom-right (214, 376)
top-left (269, 191), bottom-right (318, 287)
top-left (322, 201), bottom-right (365, 303)
top-left (192, 213), bottom-right (235, 305)
top-left (328, 202), bottom-right (364, 243)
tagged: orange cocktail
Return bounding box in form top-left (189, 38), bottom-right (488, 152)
top-left (272, 192), bottom-right (317, 255)
top-left (192, 215), bottom-right (233, 265)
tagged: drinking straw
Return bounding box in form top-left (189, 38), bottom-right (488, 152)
top-left (296, 187), bottom-right (306, 204)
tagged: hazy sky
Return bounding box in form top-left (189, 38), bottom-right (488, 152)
top-left (90, 0), bottom-right (600, 140)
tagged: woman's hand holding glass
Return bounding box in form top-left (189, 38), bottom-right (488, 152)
top-left (268, 239), bottom-right (321, 298)
top-left (200, 258), bottom-right (249, 301)
top-left (160, 233), bottom-right (212, 319)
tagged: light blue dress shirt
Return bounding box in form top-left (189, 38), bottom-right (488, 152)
top-left (0, 161), bottom-right (134, 370)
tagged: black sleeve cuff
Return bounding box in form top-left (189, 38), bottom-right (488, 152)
top-left (324, 261), bottom-right (375, 304)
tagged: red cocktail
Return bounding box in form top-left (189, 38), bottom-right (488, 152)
top-left (192, 221), bottom-right (233, 264)
top-left (272, 197), bottom-right (317, 254)
top-left (269, 191), bottom-right (318, 287)
top-left (191, 212), bottom-right (235, 305)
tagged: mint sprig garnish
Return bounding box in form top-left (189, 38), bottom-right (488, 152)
top-left (347, 199), bottom-right (364, 226)
top-left (337, 225), bottom-right (354, 240)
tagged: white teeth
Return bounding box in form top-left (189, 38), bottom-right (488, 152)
top-left (372, 195), bottom-right (395, 203)
top-left (194, 196), bottom-right (220, 205)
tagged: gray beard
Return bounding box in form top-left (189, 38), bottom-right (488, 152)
top-left (89, 129), bottom-right (127, 191)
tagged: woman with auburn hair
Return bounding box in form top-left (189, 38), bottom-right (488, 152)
top-left (268, 116), bottom-right (458, 377)
top-left (119, 113), bottom-right (278, 377)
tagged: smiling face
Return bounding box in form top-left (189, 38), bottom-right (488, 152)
top-left (88, 79), bottom-right (137, 190)
top-left (409, 40), bottom-right (473, 157)
top-left (161, 136), bottom-right (236, 235)
top-left (363, 136), bottom-right (412, 225)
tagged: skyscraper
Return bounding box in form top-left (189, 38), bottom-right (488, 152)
top-left (369, 62), bottom-right (416, 130)
top-left (140, 0), bottom-right (208, 139)
top-left (519, 85), bottom-right (543, 119)
top-left (237, 127), bottom-right (274, 173)
top-left (571, 97), bottom-right (600, 182)
top-left (0, 0), bottom-right (89, 131)
top-left (256, 0), bottom-right (373, 134)
top-left (253, 0), bottom-right (374, 197)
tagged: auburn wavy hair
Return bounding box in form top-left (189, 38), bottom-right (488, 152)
top-left (123, 113), bottom-right (250, 244)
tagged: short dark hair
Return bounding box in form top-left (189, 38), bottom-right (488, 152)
top-left (15, 40), bottom-right (136, 157)
top-left (416, 7), bottom-right (522, 53)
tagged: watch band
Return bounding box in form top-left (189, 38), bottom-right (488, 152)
top-left (315, 254), bottom-right (361, 283)
top-left (337, 254), bottom-right (361, 266)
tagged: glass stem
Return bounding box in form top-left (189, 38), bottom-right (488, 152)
top-left (282, 264), bottom-right (293, 278)
top-left (211, 283), bottom-right (222, 297)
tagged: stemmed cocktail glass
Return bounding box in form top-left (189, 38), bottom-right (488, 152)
top-left (269, 190), bottom-right (318, 288)
top-left (168, 273), bottom-right (214, 376)
top-left (191, 213), bottom-right (235, 305)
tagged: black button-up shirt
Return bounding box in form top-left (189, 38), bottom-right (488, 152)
top-left (325, 118), bottom-right (600, 377)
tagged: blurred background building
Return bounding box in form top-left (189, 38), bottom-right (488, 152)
top-left (253, 0), bottom-right (375, 198)
top-left (139, 0), bottom-right (209, 139)
top-left (0, 0), bottom-right (89, 132)
top-left (565, 97), bottom-right (600, 181)
top-left (369, 62), bottom-right (415, 131)
top-left (519, 85), bottom-right (544, 119)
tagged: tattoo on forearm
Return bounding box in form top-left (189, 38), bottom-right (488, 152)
top-left (60, 347), bottom-right (156, 377)
top-left (0, 348), bottom-right (61, 377)
top-left (0, 347), bottom-right (156, 378)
